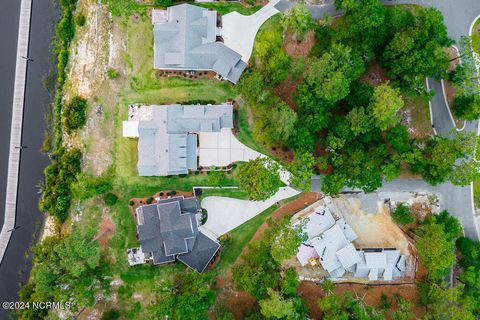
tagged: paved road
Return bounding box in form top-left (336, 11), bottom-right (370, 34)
top-left (0, 0), bottom-right (55, 317)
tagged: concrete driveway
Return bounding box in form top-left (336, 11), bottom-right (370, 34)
top-left (198, 128), bottom-right (262, 167)
top-left (199, 186), bottom-right (300, 238)
top-left (221, 0), bottom-right (280, 61)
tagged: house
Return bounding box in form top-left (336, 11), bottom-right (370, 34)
top-left (123, 104), bottom-right (233, 176)
top-left (152, 4), bottom-right (247, 84)
top-left (130, 196), bottom-right (220, 273)
top-left (294, 204), bottom-right (406, 281)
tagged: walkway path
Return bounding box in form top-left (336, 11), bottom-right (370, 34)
top-left (0, 0), bottom-right (32, 265)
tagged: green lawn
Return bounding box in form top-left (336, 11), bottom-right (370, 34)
top-left (195, 2), bottom-right (262, 15)
top-left (199, 187), bottom-right (249, 200)
top-left (472, 18), bottom-right (480, 54)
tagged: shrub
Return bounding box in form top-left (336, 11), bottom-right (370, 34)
top-left (208, 168), bottom-right (227, 187)
top-left (101, 309), bottom-right (120, 320)
top-left (74, 14), bottom-right (86, 27)
top-left (378, 293), bottom-right (391, 310)
top-left (129, 200), bottom-right (135, 206)
top-left (159, 192), bottom-right (164, 196)
top-left (391, 203), bottom-right (415, 225)
top-left (104, 193), bottom-right (118, 206)
top-left (63, 96), bottom-right (87, 133)
top-left (154, 0), bottom-right (172, 7)
top-left (107, 68), bottom-right (119, 79)
top-left (146, 197), bottom-right (154, 204)
top-left (171, 190), bottom-right (177, 195)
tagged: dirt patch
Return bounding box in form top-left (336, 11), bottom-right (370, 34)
top-left (96, 217), bottom-right (116, 249)
top-left (445, 47), bottom-right (460, 72)
top-left (274, 76), bottom-right (298, 110)
top-left (360, 61), bottom-right (390, 87)
top-left (213, 271), bottom-right (257, 319)
top-left (299, 279), bottom-right (426, 319)
top-left (283, 30), bottom-right (316, 58)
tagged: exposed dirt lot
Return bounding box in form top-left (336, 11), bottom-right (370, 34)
top-left (360, 60), bottom-right (390, 87)
top-left (283, 30), bottom-right (316, 58)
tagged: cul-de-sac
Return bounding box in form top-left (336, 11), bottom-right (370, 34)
top-left (1, 0), bottom-right (480, 319)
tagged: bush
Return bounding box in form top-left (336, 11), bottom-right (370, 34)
top-left (208, 168), bottom-right (227, 187)
top-left (159, 192), bottom-right (164, 196)
top-left (101, 309), bottom-right (120, 320)
top-left (107, 68), bottom-right (119, 79)
top-left (171, 190), bottom-right (177, 195)
top-left (391, 203), bottom-right (415, 225)
top-left (146, 197), bottom-right (154, 204)
top-left (154, 0), bottom-right (172, 7)
top-left (129, 200), bottom-right (135, 206)
top-left (63, 96), bottom-right (87, 133)
top-left (74, 14), bottom-right (86, 27)
top-left (104, 193), bottom-right (118, 206)
top-left (378, 293), bottom-right (391, 310)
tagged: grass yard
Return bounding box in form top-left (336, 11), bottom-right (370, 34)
top-left (472, 18), bottom-right (480, 54)
top-left (199, 187), bottom-right (249, 200)
top-left (195, 2), bottom-right (262, 15)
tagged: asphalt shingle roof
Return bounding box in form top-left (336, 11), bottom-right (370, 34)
top-left (153, 4), bottom-right (246, 84)
top-left (136, 196), bottom-right (219, 272)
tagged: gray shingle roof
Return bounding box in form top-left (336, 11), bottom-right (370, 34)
top-left (137, 104), bottom-right (233, 176)
top-left (153, 4), bottom-right (246, 84)
top-left (136, 196), bottom-right (219, 272)
top-left (177, 231), bottom-right (220, 273)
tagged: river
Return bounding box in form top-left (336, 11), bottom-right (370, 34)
top-left (0, 0), bottom-right (55, 317)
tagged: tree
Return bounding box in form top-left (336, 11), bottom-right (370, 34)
top-left (416, 223), bottom-right (455, 280)
top-left (259, 288), bottom-right (297, 319)
top-left (420, 132), bottom-right (480, 186)
top-left (255, 22), bottom-right (291, 85)
top-left (391, 203), bottom-right (415, 225)
top-left (288, 152), bottom-right (316, 191)
top-left (282, 3), bottom-right (315, 41)
top-left (232, 240), bottom-right (280, 299)
top-left (453, 93), bottom-right (480, 120)
top-left (253, 101), bottom-right (298, 147)
top-left (391, 296), bottom-right (414, 320)
top-left (301, 44), bottom-right (365, 104)
top-left (346, 107), bottom-right (372, 136)
top-left (281, 268), bottom-right (300, 297)
top-left (270, 218), bottom-right (307, 264)
top-left (369, 82), bottom-right (404, 131)
top-left (63, 96), bottom-right (87, 132)
top-left (150, 271), bottom-right (216, 320)
top-left (381, 7), bottom-right (452, 93)
top-left (423, 283), bottom-right (475, 320)
top-left (387, 124), bottom-right (412, 153)
top-left (237, 158), bottom-right (282, 201)
top-left (334, 0), bottom-right (386, 56)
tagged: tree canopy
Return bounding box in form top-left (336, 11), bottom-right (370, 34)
top-left (237, 158), bottom-right (282, 201)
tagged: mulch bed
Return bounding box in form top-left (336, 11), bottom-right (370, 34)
top-left (360, 60), bottom-right (390, 86)
top-left (283, 30), bottom-right (316, 58)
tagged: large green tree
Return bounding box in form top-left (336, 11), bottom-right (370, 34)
top-left (369, 83), bottom-right (404, 131)
top-left (237, 158), bottom-right (282, 201)
top-left (259, 288), bottom-right (298, 319)
top-left (282, 2), bottom-right (315, 41)
top-left (416, 223), bottom-right (455, 280)
top-left (381, 7), bottom-right (452, 93)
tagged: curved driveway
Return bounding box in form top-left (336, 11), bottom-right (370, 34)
top-left (277, 0), bottom-right (480, 239)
